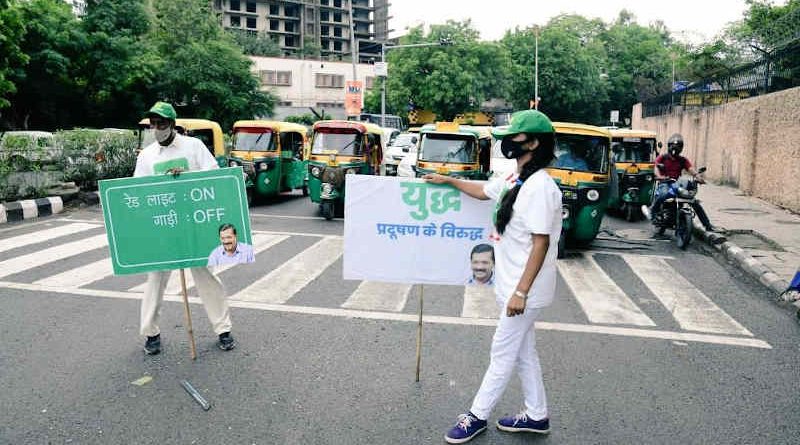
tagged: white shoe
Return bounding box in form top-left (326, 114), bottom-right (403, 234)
top-left (641, 205), bottom-right (652, 220)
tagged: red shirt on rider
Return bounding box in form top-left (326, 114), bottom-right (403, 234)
top-left (655, 153), bottom-right (692, 180)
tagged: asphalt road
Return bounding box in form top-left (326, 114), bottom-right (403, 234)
top-left (1, 191), bottom-right (798, 445)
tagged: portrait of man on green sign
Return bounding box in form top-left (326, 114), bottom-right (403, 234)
top-left (207, 223), bottom-right (255, 266)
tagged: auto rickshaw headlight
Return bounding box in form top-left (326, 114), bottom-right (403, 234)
top-left (228, 160), bottom-right (239, 167)
top-left (257, 162), bottom-right (268, 171)
top-left (645, 175), bottom-right (653, 181)
top-left (587, 189), bottom-right (600, 201)
top-left (561, 206), bottom-right (570, 220)
top-left (346, 168), bottom-right (357, 175)
top-left (311, 166), bottom-right (321, 178)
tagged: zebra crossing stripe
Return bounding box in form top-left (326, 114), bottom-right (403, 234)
top-left (127, 233), bottom-right (289, 294)
top-left (0, 234), bottom-right (108, 279)
top-left (558, 253), bottom-right (656, 326)
top-left (231, 236), bottom-right (343, 303)
top-left (341, 281), bottom-right (412, 312)
top-left (461, 285), bottom-right (498, 319)
top-left (623, 256), bottom-right (753, 336)
top-left (0, 222), bottom-right (99, 254)
top-left (33, 257), bottom-right (113, 288)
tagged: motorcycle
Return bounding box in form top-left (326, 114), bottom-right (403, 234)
top-left (644, 166), bottom-right (707, 249)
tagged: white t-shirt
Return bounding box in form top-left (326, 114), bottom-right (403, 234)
top-left (483, 169), bottom-right (562, 308)
top-left (134, 134), bottom-right (219, 177)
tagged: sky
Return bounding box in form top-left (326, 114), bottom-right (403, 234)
top-left (388, 0), bottom-right (756, 44)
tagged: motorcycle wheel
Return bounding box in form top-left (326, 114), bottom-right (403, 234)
top-left (302, 185), bottom-right (309, 197)
top-left (675, 211), bottom-right (693, 249)
top-left (321, 200), bottom-right (335, 220)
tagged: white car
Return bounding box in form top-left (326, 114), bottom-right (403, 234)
top-left (383, 133), bottom-right (418, 176)
top-left (397, 147), bottom-right (418, 178)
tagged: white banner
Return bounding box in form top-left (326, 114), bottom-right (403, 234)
top-left (343, 176), bottom-right (495, 285)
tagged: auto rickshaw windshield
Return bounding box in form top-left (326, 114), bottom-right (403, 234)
top-left (613, 138), bottom-right (655, 163)
top-left (312, 131), bottom-right (363, 156)
top-left (553, 134), bottom-right (609, 173)
top-left (235, 131), bottom-right (275, 152)
top-left (419, 134), bottom-right (476, 164)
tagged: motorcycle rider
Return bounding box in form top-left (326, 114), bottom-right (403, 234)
top-left (647, 133), bottom-right (715, 231)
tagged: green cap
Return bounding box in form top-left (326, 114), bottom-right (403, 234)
top-left (145, 101), bottom-right (177, 120)
top-left (492, 110), bottom-right (553, 139)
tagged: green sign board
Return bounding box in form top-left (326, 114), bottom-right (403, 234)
top-left (99, 167), bottom-right (252, 275)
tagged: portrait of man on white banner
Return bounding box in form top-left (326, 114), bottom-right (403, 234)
top-left (343, 176), bottom-right (494, 285)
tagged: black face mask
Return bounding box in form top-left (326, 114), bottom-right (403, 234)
top-left (669, 148), bottom-right (681, 157)
top-left (501, 137), bottom-right (528, 159)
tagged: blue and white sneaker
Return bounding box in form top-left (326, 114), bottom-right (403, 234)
top-left (496, 411), bottom-right (550, 434)
top-left (444, 412), bottom-right (487, 444)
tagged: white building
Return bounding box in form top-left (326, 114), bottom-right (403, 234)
top-left (65, 0), bottom-right (86, 16)
top-left (251, 56), bottom-right (378, 120)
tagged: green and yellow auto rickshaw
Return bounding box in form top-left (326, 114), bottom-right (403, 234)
top-left (307, 120), bottom-right (384, 220)
top-left (412, 122), bottom-right (492, 179)
top-left (138, 118), bottom-right (227, 167)
top-left (547, 123), bottom-right (613, 258)
top-left (608, 128), bottom-right (658, 221)
top-left (228, 120), bottom-right (309, 205)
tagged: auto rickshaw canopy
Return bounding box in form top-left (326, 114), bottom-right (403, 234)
top-left (233, 120), bottom-right (308, 136)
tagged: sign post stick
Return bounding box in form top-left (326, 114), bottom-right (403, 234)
top-left (179, 269), bottom-right (197, 360)
top-left (415, 283), bottom-right (424, 382)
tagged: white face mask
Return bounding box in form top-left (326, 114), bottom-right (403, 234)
top-left (155, 127), bottom-right (174, 144)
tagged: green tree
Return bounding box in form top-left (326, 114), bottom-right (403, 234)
top-left (503, 15), bottom-right (609, 124)
top-left (228, 29), bottom-right (282, 57)
top-left (150, 0), bottom-right (275, 129)
top-left (372, 20), bottom-right (512, 121)
top-left (81, 0), bottom-right (162, 128)
top-left (600, 10), bottom-right (674, 123)
top-left (0, 0), bottom-right (27, 112)
top-left (5, 0), bottom-right (85, 129)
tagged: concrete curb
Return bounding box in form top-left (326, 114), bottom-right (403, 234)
top-left (0, 196), bottom-right (64, 224)
top-left (692, 220), bottom-right (791, 296)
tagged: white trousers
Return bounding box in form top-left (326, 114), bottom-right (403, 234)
top-left (469, 303), bottom-right (547, 421)
top-left (140, 268), bottom-right (232, 337)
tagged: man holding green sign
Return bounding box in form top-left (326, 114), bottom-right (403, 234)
top-left (135, 102), bottom-right (236, 355)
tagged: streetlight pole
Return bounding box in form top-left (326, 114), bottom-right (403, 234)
top-left (534, 26), bottom-right (539, 110)
top-left (379, 38), bottom-right (453, 128)
top-left (381, 44), bottom-right (386, 128)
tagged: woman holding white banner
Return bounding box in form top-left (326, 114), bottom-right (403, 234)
top-left (425, 110), bottom-right (562, 443)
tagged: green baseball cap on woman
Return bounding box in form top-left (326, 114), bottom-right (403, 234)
top-left (491, 109), bottom-right (554, 139)
top-left (145, 101), bottom-right (177, 121)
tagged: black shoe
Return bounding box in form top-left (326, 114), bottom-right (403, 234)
top-left (144, 334), bottom-right (161, 355)
top-left (218, 332), bottom-right (236, 351)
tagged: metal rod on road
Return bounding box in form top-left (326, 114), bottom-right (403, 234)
top-left (415, 283), bottom-right (424, 382)
top-left (181, 380), bottom-right (211, 411)
top-left (180, 269), bottom-right (197, 361)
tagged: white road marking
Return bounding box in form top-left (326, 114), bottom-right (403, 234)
top-left (0, 222), bottom-right (100, 254)
top-left (0, 281), bottom-right (771, 349)
top-left (558, 253), bottom-right (656, 326)
top-left (250, 213), bottom-right (343, 221)
top-left (461, 285), bottom-right (499, 319)
top-left (34, 257), bottom-right (113, 288)
top-left (341, 281), bottom-right (412, 312)
top-left (231, 236), bottom-right (343, 303)
top-left (0, 234), bottom-right (108, 279)
top-left (127, 233), bottom-right (289, 294)
top-left (624, 255), bottom-right (753, 336)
